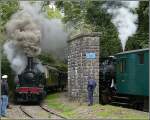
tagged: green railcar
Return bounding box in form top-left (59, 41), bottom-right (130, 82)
top-left (115, 48), bottom-right (149, 96)
top-left (44, 65), bottom-right (67, 91)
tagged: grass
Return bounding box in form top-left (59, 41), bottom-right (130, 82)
top-left (46, 93), bottom-right (59, 100)
top-left (95, 104), bottom-right (149, 119)
top-left (45, 93), bottom-right (77, 118)
top-left (45, 93), bottom-right (149, 119)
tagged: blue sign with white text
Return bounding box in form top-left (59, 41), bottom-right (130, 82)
top-left (86, 53), bottom-right (96, 59)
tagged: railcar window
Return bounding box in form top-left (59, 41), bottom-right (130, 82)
top-left (138, 53), bottom-right (144, 64)
top-left (117, 62), bottom-right (120, 73)
top-left (120, 60), bottom-right (126, 73)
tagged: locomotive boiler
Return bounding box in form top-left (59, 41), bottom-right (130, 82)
top-left (14, 57), bottom-right (46, 103)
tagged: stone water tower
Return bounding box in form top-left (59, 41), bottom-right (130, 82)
top-left (67, 32), bottom-right (100, 103)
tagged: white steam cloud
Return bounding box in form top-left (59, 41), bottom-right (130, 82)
top-left (3, 41), bottom-right (27, 74)
top-left (103, 1), bottom-right (139, 51)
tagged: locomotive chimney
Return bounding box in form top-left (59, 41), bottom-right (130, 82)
top-left (27, 57), bottom-right (34, 70)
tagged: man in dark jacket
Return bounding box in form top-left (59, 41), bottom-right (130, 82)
top-left (0, 75), bottom-right (9, 117)
top-left (87, 76), bottom-right (97, 106)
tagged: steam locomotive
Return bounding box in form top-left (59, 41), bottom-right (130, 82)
top-left (14, 57), bottom-right (67, 103)
top-left (99, 48), bottom-right (149, 111)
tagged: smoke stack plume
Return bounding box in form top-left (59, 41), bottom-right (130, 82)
top-left (19, 1), bottom-right (68, 59)
top-left (3, 41), bottom-right (27, 74)
top-left (5, 10), bottom-right (41, 56)
top-left (3, 1), bottom-right (68, 74)
top-left (103, 1), bottom-right (139, 51)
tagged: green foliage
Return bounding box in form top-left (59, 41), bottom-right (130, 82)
top-left (0, 31), bottom-right (6, 45)
top-left (42, 1), bottom-right (62, 19)
top-left (38, 52), bottom-right (56, 64)
top-left (38, 53), bottom-right (67, 72)
top-left (1, 54), bottom-right (15, 95)
top-left (1, 55), bottom-right (11, 77)
top-left (46, 7), bottom-right (62, 19)
top-left (0, 0), bottom-right (19, 32)
top-left (0, 0), bottom-right (19, 94)
top-left (56, 1), bottom-right (122, 57)
top-left (84, 1), bottom-right (122, 57)
top-left (54, 63), bottom-right (67, 72)
top-left (0, 0), bottom-right (19, 45)
top-left (46, 93), bottom-right (59, 99)
top-left (57, 1), bottom-right (148, 56)
top-left (126, 1), bottom-right (149, 50)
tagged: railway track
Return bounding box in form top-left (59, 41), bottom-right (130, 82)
top-left (20, 106), bottom-right (33, 118)
top-left (40, 105), bottom-right (67, 119)
top-left (19, 105), bottom-right (67, 119)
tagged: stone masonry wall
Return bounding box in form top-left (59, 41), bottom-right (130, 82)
top-left (68, 32), bottom-right (100, 103)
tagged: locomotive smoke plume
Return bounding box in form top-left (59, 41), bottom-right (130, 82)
top-left (34, 59), bottom-right (45, 73)
top-left (103, 1), bottom-right (139, 51)
top-left (4, 1), bottom-right (68, 74)
top-left (4, 8), bottom-right (41, 74)
top-left (20, 1), bottom-right (68, 58)
top-left (5, 11), bottom-right (41, 56)
top-left (3, 41), bottom-right (27, 74)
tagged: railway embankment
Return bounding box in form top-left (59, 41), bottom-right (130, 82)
top-left (43, 92), bottom-right (149, 119)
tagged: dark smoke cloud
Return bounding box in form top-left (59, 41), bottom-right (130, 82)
top-left (5, 10), bottom-right (41, 56)
top-left (3, 1), bottom-right (68, 74)
top-left (20, 1), bottom-right (68, 59)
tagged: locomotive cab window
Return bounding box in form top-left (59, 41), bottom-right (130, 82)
top-left (138, 53), bottom-right (144, 64)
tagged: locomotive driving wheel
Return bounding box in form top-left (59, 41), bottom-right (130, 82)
top-left (100, 88), bottom-right (112, 105)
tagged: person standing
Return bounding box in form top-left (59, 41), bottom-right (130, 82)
top-left (87, 77), bottom-right (97, 106)
top-left (0, 75), bottom-right (9, 117)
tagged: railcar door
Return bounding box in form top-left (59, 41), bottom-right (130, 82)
top-left (116, 57), bottom-right (128, 94)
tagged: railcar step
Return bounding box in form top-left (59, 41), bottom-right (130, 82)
top-left (111, 101), bottom-right (129, 106)
top-left (112, 96), bottom-right (130, 100)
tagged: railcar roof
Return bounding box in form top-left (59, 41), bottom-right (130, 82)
top-left (46, 65), bottom-right (59, 71)
top-left (116, 48), bottom-right (149, 55)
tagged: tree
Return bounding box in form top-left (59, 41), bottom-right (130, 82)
top-left (42, 1), bottom-right (62, 19)
top-left (38, 52), bottom-right (55, 64)
top-left (125, 1), bottom-right (149, 50)
top-left (56, 1), bottom-right (122, 57)
top-left (0, 0), bottom-right (19, 95)
top-left (0, 0), bottom-right (19, 44)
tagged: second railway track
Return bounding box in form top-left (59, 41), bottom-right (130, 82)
top-left (19, 105), bottom-right (67, 119)
top-left (40, 105), bottom-right (67, 119)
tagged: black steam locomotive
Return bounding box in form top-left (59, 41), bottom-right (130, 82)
top-left (14, 57), bottom-right (67, 103)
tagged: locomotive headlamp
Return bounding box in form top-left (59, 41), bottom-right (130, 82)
top-left (108, 56), bottom-right (117, 62)
top-left (2, 75), bottom-right (8, 79)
